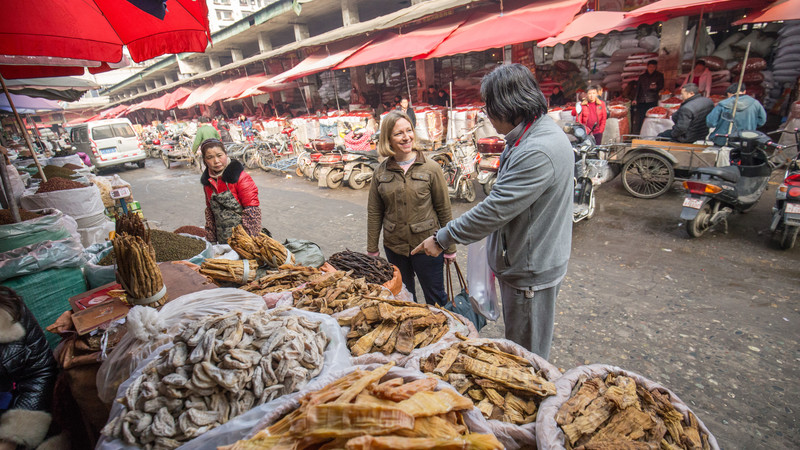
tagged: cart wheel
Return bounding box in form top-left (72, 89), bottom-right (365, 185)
top-left (348, 168), bottom-right (367, 190)
top-left (162, 153), bottom-right (170, 169)
top-left (326, 169), bottom-right (343, 189)
top-left (462, 180), bottom-right (476, 203)
top-left (780, 225), bottom-right (799, 250)
top-left (257, 151), bottom-right (276, 171)
top-left (243, 148), bottom-right (259, 169)
top-left (685, 202), bottom-right (712, 238)
top-left (622, 153), bottom-right (674, 199)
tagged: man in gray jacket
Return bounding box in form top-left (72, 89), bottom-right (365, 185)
top-left (413, 64), bottom-right (573, 359)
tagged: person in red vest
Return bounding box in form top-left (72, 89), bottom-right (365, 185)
top-left (577, 85), bottom-right (607, 144)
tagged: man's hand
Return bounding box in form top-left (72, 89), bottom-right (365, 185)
top-left (412, 236), bottom-right (443, 257)
top-left (367, 251), bottom-right (379, 257)
top-left (443, 253), bottom-right (456, 261)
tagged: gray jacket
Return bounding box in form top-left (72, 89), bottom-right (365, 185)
top-left (437, 115), bottom-right (573, 290)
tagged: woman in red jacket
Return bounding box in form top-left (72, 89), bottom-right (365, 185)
top-left (199, 139), bottom-right (261, 243)
top-left (577, 85), bottom-right (607, 144)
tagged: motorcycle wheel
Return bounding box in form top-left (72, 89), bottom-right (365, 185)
top-left (312, 165), bottom-right (322, 181)
top-left (685, 202), bottom-right (712, 238)
top-left (162, 152), bottom-right (171, 169)
top-left (462, 180), bottom-right (477, 203)
top-left (296, 166), bottom-right (304, 177)
top-left (348, 168), bottom-right (367, 190)
top-left (433, 155), bottom-right (457, 186)
top-left (622, 153), bottom-right (674, 199)
top-left (482, 176), bottom-right (496, 196)
top-left (780, 225), bottom-right (799, 250)
top-left (326, 169), bottom-right (343, 189)
top-left (257, 151), bottom-right (275, 171)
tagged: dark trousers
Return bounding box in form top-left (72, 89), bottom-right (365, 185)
top-left (633, 102), bottom-right (657, 135)
top-left (384, 246), bottom-right (447, 306)
top-left (592, 132), bottom-right (603, 145)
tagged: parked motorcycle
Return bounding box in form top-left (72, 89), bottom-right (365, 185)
top-left (564, 123), bottom-right (604, 223)
top-left (476, 136), bottom-right (505, 195)
top-left (343, 149), bottom-right (380, 190)
top-left (316, 149), bottom-right (346, 188)
top-left (299, 137), bottom-right (337, 181)
top-left (432, 121), bottom-right (482, 202)
top-left (769, 128), bottom-right (800, 249)
top-left (680, 130), bottom-right (779, 237)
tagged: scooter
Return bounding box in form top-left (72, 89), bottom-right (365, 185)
top-left (432, 120), bottom-right (482, 202)
top-left (769, 128), bottom-right (800, 249)
top-left (476, 136), bottom-right (505, 195)
top-left (564, 123), bottom-right (602, 223)
top-left (299, 137), bottom-right (336, 181)
top-left (343, 149), bottom-right (380, 190)
top-left (316, 149), bottom-right (346, 189)
top-left (680, 130), bottom-right (779, 237)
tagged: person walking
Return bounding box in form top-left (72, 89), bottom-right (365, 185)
top-left (199, 139), bottom-right (261, 244)
top-left (707, 84), bottom-right (767, 146)
top-left (367, 110), bottom-right (455, 306)
top-left (191, 116), bottom-right (220, 154)
top-left (237, 114), bottom-right (254, 142)
top-left (632, 60), bottom-right (664, 134)
top-left (658, 83), bottom-right (714, 143)
top-left (413, 64), bottom-right (574, 359)
top-left (577, 85), bottom-right (607, 144)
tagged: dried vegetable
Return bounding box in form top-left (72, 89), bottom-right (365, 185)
top-left (36, 176), bottom-right (85, 193)
top-left (292, 270), bottom-right (390, 314)
top-left (242, 265), bottom-right (323, 295)
top-left (32, 164), bottom-right (78, 180)
top-left (173, 225), bottom-right (206, 237)
top-left (0, 208), bottom-right (42, 225)
top-left (112, 233), bottom-right (166, 307)
top-left (342, 299), bottom-right (450, 356)
top-left (327, 250), bottom-right (395, 284)
top-left (102, 307), bottom-right (328, 450)
top-left (555, 373), bottom-right (711, 450)
top-left (419, 335), bottom-right (556, 425)
top-left (228, 225), bottom-right (295, 268)
top-left (115, 211), bottom-right (148, 239)
top-left (223, 362), bottom-right (503, 450)
top-left (200, 259), bottom-right (260, 284)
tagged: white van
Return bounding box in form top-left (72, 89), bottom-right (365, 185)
top-left (70, 118), bottom-right (146, 169)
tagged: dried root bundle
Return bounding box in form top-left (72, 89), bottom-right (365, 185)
top-left (420, 335), bottom-right (556, 425)
top-left (199, 259), bottom-right (259, 284)
top-left (241, 265), bottom-right (323, 295)
top-left (342, 300), bottom-right (450, 356)
top-left (224, 362), bottom-right (503, 450)
top-left (556, 373), bottom-right (712, 450)
top-left (327, 250), bottom-right (394, 284)
top-left (228, 225), bottom-right (294, 268)
top-left (113, 234), bottom-right (166, 306)
top-left (291, 270), bottom-right (390, 314)
top-left (115, 211), bottom-right (148, 241)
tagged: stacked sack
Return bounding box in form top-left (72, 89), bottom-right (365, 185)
top-left (731, 57), bottom-right (768, 101)
top-left (766, 21), bottom-right (800, 111)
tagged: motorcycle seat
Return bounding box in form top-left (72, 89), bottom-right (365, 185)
top-left (694, 166), bottom-right (740, 183)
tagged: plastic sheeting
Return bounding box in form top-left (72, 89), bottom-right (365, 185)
top-left (0, 208), bottom-right (78, 252)
top-left (21, 183), bottom-right (105, 220)
top-left (0, 238), bottom-right (86, 281)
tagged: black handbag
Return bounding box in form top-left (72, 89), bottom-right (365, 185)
top-left (444, 259), bottom-right (487, 331)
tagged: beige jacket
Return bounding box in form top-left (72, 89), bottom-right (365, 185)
top-left (367, 151), bottom-right (455, 255)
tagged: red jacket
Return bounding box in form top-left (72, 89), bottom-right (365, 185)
top-left (201, 159), bottom-right (259, 208)
top-left (577, 100), bottom-right (607, 134)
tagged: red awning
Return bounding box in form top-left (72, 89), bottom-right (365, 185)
top-left (143, 87), bottom-right (193, 111)
top-left (202, 75), bottom-right (270, 104)
top-left (99, 104), bottom-right (129, 118)
top-left (231, 77), bottom-right (301, 100)
top-left (417, 0), bottom-right (585, 60)
top-left (269, 42), bottom-right (371, 84)
top-left (335, 15), bottom-right (467, 69)
top-left (179, 84), bottom-right (216, 109)
top-left (126, 99), bottom-right (153, 113)
top-left (733, 0), bottom-right (800, 24)
top-left (625, 0), bottom-right (770, 20)
top-left (538, 11), bottom-right (662, 47)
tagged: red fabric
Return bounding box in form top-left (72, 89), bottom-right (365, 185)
top-left (538, 11), bottom-right (661, 47)
top-left (734, 0), bottom-right (800, 24)
top-left (203, 75), bottom-right (270, 105)
top-left (1, 0), bottom-right (210, 64)
top-left (578, 101), bottom-right (607, 134)
top-left (203, 172), bottom-right (260, 209)
top-left (270, 42), bottom-right (370, 84)
top-left (625, 0), bottom-right (770, 20)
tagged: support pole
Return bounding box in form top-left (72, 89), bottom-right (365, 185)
top-left (0, 155), bottom-right (21, 223)
top-left (728, 42), bottom-right (751, 136)
top-left (402, 58), bottom-right (413, 104)
top-left (0, 75), bottom-right (47, 182)
top-left (688, 9), bottom-right (705, 90)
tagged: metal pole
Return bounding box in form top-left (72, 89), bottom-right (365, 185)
top-left (331, 70), bottom-right (341, 111)
top-left (297, 85), bottom-right (311, 115)
top-left (728, 42), bottom-right (751, 136)
top-left (0, 75), bottom-right (46, 182)
top-left (688, 9), bottom-right (704, 90)
top-left (402, 58), bottom-right (413, 104)
top-left (0, 155), bottom-right (21, 223)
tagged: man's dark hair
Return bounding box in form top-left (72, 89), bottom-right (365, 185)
top-left (695, 60), bottom-right (706, 67)
top-left (647, 59), bottom-right (658, 66)
top-left (480, 63), bottom-right (547, 124)
top-left (726, 84), bottom-right (743, 95)
top-left (683, 83), bottom-right (699, 95)
top-left (199, 116), bottom-right (209, 123)
top-left (586, 85), bottom-right (599, 92)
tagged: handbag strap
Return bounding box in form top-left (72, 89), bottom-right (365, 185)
top-left (451, 259), bottom-right (468, 294)
top-left (445, 259), bottom-right (454, 305)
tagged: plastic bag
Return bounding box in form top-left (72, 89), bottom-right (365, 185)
top-left (97, 307), bottom-right (351, 450)
top-left (20, 183), bottom-right (105, 221)
top-left (95, 288), bottom-right (266, 404)
top-left (467, 238), bottom-right (499, 321)
top-left (0, 208), bottom-right (78, 252)
top-left (536, 364), bottom-right (721, 450)
top-left (283, 238), bottom-right (324, 267)
top-left (0, 238), bottom-right (86, 281)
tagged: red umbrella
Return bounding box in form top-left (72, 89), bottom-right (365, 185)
top-left (733, 0), bottom-right (800, 24)
top-left (538, 11), bottom-right (662, 47)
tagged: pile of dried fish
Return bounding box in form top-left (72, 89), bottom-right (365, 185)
top-left (419, 335), bottom-right (556, 425)
top-left (224, 362), bottom-right (503, 450)
top-left (113, 234), bottom-right (166, 307)
top-left (241, 265), bottom-right (323, 295)
top-left (556, 373), bottom-right (711, 449)
top-left (228, 225), bottom-right (295, 268)
top-left (200, 259), bottom-right (260, 284)
top-left (102, 308), bottom-right (328, 449)
top-left (342, 299), bottom-right (450, 356)
top-left (327, 250), bottom-right (395, 284)
top-left (292, 270), bottom-right (390, 314)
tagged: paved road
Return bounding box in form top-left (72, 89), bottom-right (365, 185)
top-left (110, 157), bottom-right (799, 449)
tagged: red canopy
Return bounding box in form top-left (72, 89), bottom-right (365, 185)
top-left (733, 0), bottom-right (800, 24)
top-left (625, 0), bottom-right (770, 20)
top-left (269, 42), bottom-right (371, 84)
top-left (99, 104), bottom-right (129, 118)
top-left (145, 87), bottom-right (193, 111)
top-left (335, 15), bottom-right (467, 69)
top-left (203, 75), bottom-right (270, 104)
top-left (179, 84), bottom-right (215, 109)
top-left (538, 11), bottom-right (662, 47)
top-left (417, 0), bottom-right (585, 60)
top-left (232, 77), bottom-right (302, 100)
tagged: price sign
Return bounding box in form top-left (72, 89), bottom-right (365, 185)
top-left (110, 187), bottom-right (131, 199)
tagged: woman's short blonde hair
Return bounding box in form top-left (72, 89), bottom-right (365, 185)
top-left (377, 110), bottom-right (415, 157)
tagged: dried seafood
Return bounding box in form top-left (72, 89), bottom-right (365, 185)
top-left (102, 307), bottom-right (328, 449)
top-left (200, 259), bottom-right (260, 284)
top-left (113, 234), bottom-right (166, 307)
top-left (419, 335), bottom-right (556, 425)
top-left (241, 265), bottom-right (323, 295)
top-left (556, 373), bottom-right (711, 450)
top-left (327, 250), bottom-right (395, 284)
top-left (223, 362), bottom-right (503, 450)
top-left (228, 225), bottom-right (295, 268)
top-left (292, 270), bottom-right (390, 314)
top-left (342, 300), bottom-right (449, 356)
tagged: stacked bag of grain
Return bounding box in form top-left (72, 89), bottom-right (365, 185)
top-left (766, 21), bottom-right (800, 112)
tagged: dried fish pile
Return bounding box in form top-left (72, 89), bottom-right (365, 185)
top-left (102, 308), bottom-right (329, 450)
top-left (556, 373), bottom-right (711, 450)
top-left (343, 299), bottom-right (449, 356)
top-left (292, 270), bottom-right (390, 314)
top-left (228, 225), bottom-right (295, 268)
top-left (241, 265), bottom-right (323, 295)
top-left (113, 234), bottom-right (166, 307)
top-left (327, 250), bottom-right (395, 284)
top-left (224, 362), bottom-right (503, 450)
top-left (200, 259), bottom-right (260, 284)
top-left (419, 336), bottom-right (556, 425)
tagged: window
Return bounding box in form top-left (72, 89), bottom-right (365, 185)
top-left (112, 124), bottom-right (136, 138)
top-left (91, 125), bottom-right (114, 140)
top-left (72, 128), bottom-right (88, 143)
top-left (240, 0), bottom-right (249, 6)
top-left (213, 0), bottom-right (231, 5)
top-left (216, 10), bottom-right (233, 20)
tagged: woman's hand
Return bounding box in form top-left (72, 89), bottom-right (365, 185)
top-left (411, 236), bottom-right (443, 258)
